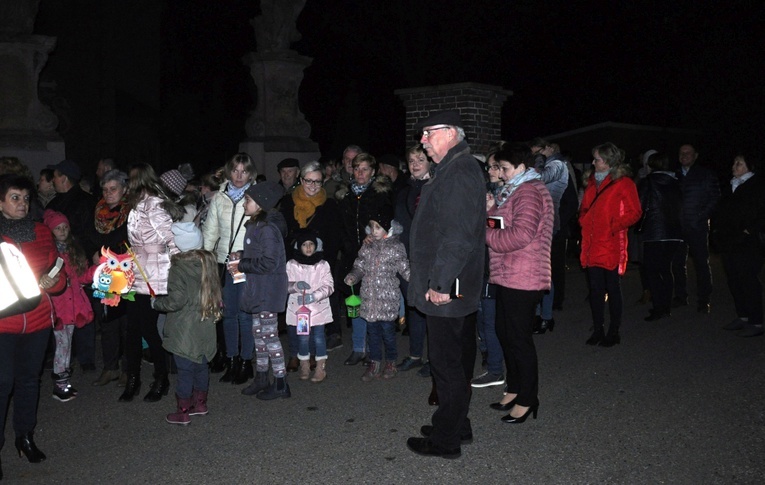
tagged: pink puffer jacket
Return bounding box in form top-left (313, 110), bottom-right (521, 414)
top-left (127, 195), bottom-right (179, 295)
top-left (486, 180), bottom-right (554, 291)
top-left (285, 259), bottom-right (334, 326)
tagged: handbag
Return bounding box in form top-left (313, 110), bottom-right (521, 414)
top-left (0, 241), bottom-right (42, 318)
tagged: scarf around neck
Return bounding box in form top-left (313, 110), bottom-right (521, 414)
top-left (731, 171), bottom-right (754, 193)
top-left (226, 182), bottom-right (251, 204)
top-left (292, 187), bottom-right (327, 228)
top-left (495, 169), bottom-right (542, 207)
top-left (351, 178), bottom-right (373, 196)
top-left (94, 198), bottom-right (129, 234)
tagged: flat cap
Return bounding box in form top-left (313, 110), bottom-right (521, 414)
top-left (47, 159), bottom-right (81, 182)
top-left (415, 110), bottom-right (463, 131)
top-left (277, 158), bottom-right (300, 171)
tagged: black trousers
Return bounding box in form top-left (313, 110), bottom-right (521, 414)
top-left (672, 227), bottom-right (713, 303)
top-left (722, 249), bottom-right (764, 326)
top-left (426, 312), bottom-right (476, 449)
top-left (587, 267), bottom-right (623, 335)
top-left (550, 231), bottom-right (567, 308)
top-left (124, 294), bottom-right (167, 376)
top-left (643, 240), bottom-right (682, 313)
top-left (496, 287), bottom-right (541, 407)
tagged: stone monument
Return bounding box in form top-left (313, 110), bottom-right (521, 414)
top-left (239, 0), bottom-right (320, 178)
top-left (0, 0), bottom-right (64, 176)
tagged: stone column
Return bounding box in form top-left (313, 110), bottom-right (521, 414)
top-left (395, 82), bottom-right (512, 156)
top-left (239, 0), bottom-right (319, 180)
top-left (0, 0), bottom-right (64, 175)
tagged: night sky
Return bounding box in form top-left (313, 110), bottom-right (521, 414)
top-left (36, 0), bottom-right (764, 176)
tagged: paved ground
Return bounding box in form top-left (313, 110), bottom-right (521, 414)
top-left (2, 255), bottom-right (764, 484)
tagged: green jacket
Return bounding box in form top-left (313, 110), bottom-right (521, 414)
top-left (153, 258), bottom-right (217, 364)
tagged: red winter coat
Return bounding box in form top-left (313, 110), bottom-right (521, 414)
top-left (579, 171), bottom-right (642, 274)
top-left (50, 252), bottom-right (95, 329)
top-left (0, 224), bottom-right (67, 334)
top-left (486, 179), bottom-right (554, 291)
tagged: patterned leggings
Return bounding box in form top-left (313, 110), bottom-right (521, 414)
top-left (53, 325), bottom-right (75, 375)
top-left (252, 312), bottom-right (286, 378)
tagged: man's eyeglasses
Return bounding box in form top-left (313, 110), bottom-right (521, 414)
top-left (301, 178), bottom-right (323, 186)
top-left (421, 126), bottom-right (449, 139)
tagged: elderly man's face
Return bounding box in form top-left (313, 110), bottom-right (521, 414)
top-left (53, 170), bottom-right (70, 193)
top-left (280, 167), bottom-right (299, 188)
top-left (343, 150), bottom-right (359, 175)
top-left (420, 125), bottom-right (455, 163)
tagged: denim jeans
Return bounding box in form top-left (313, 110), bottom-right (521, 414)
top-left (222, 272), bottom-right (254, 359)
top-left (367, 320), bottom-right (397, 362)
top-left (539, 283), bottom-right (554, 320)
top-left (298, 325), bottom-right (327, 359)
top-left (477, 297), bottom-right (503, 375)
top-left (173, 354), bottom-right (209, 398)
top-left (351, 317), bottom-right (367, 352)
top-left (289, 325), bottom-right (316, 357)
top-left (0, 328), bottom-right (50, 451)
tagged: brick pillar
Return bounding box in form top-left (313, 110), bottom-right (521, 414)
top-left (395, 82), bottom-right (512, 156)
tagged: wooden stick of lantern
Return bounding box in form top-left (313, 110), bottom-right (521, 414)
top-left (123, 241), bottom-right (155, 297)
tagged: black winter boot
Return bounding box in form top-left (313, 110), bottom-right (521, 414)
top-left (143, 372), bottom-right (170, 402)
top-left (232, 358), bottom-right (253, 385)
top-left (256, 375), bottom-right (291, 400)
top-left (241, 371), bottom-right (270, 396)
top-left (118, 373), bottom-right (141, 402)
top-left (219, 356), bottom-right (239, 383)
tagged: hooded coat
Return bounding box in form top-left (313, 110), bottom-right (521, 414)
top-left (346, 220), bottom-right (410, 322)
top-left (237, 210), bottom-right (288, 314)
top-left (579, 167), bottom-right (642, 274)
top-left (202, 182), bottom-right (250, 264)
top-left (127, 195), bottom-right (179, 295)
top-left (285, 253), bottom-right (334, 327)
top-left (153, 257), bottom-right (217, 364)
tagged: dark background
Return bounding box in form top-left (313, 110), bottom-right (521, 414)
top-left (34, 0), bottom-right (764, 179)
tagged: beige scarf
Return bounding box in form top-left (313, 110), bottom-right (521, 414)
top-left (293, 187), bottom-right (327, 228)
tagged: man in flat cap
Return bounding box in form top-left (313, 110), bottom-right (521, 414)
top-left (277, 158), bottom-right (300, 194)
top-left (406, 110), bottom-right (486, 459)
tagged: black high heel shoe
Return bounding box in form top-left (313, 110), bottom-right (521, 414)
top-left (15, 432), bottom-right (46, 462)
top-left (533, 318), bottom-right (555, 335)
top-left (501, 402), bottom-right (539, 424)
top-left (489, 398), bottom-right (516, 411)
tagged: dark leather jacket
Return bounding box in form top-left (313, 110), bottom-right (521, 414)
top-left (638, 171), bottom-right (682, 242)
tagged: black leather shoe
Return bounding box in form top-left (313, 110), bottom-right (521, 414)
top-left (15, 432), bottom-right (46, 463)
top-left (533, 318), bottom-right (555, 334)
top-left (209, 351), bottom-right (227, 373)
top-left (232, 359), bottom-right (253, 385)
top-left (343, 351), bottom-right (366, 366)
top-left (489, 398), bottom-right (516, 411)
top-left (118, 373), bottom-right (141, 402)
top-left (420, 425), bottom-right (473, 444)
top-left (219, 356), bottom-right (239, 382)
top-left (598, 334), bottom-right (621, 347)
top-left (143, 374), bottom-right (170, 402)
top-left (697, 302), bottom-right (711, 314)
top-left (644, 310), bottom-right (671, 322)
top-left (586, 331), bottom-right (604, 345)
top-left (406, 437), bottom-right (461, 459)
top-left (501, 402), bottom-right (539, 424)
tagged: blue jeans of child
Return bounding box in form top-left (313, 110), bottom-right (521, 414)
top-left (173, 354), bottom-right (209, 399)
top-left (298, 325), bottom-right (327, 359)
top-left (351, 317), bottom-right (367, 352)
top-left (222, 272), bottom-right (253, 359)
top-left (367, 320), bottom-right (397, 362)
top-left (289, 325), bottom-right (316, 357)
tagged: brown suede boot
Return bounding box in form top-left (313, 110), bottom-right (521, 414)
top-left (311, 359), bottom-right (327, 383)
top-left (298, 359), bottom-right (311, 380)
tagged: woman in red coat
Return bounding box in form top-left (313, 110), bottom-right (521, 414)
top-left (0, 174), bottom-right (66, 478)
top-left (579, 143), bottom-right (642, 347)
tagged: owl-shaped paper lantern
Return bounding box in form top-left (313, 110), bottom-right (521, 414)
top-left (91, 247), bottom-right (136, 306)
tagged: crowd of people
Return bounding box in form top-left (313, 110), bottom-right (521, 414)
top-left (0, 109), bottom-right (762, 476)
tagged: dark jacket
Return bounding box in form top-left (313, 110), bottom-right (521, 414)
top-left (280, 190), bottom-right (342, 270)
top-left (46, 186), bottom-right (98, 255)
top-left (710, 173), bottom-right (765, 253)
top-left (238, 211), bottom-right (288, 314)
top-left (395, 176), bottom-right (429, 254)
top-left (339, 175), bottom-right (394, 274)
top-left (407, 140), bottom-right (486, 317)
top-left (677, 164), bottom-right (720, 232)
top-left (154, 257), bottom-right (217, 364)
top-left (638, 171), bottom-right (683, 242)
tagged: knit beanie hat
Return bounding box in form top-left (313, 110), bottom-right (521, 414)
top-left (43, 209), bottom-right (69, 231)
top-left (244, 181), bottom-right (284, 211)
top-left (160, 169), bottom-right (187, 197)
top-left (370, 205), bottom-right (394, 232)
top-left (171, 222), bottom-right (203, 251)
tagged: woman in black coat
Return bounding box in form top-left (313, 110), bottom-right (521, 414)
top-left (711, 154), bottom-right (765, 337)
top-left (638, 153), bottom-right (683, 321)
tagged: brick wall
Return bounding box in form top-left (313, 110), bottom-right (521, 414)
top-left (395, 82), bottom-right (512, 156)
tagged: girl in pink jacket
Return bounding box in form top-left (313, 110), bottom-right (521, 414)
top-left (286, 230), bottom-right (334, 383)
top-left (44, 210), bottom-right (95, 402)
